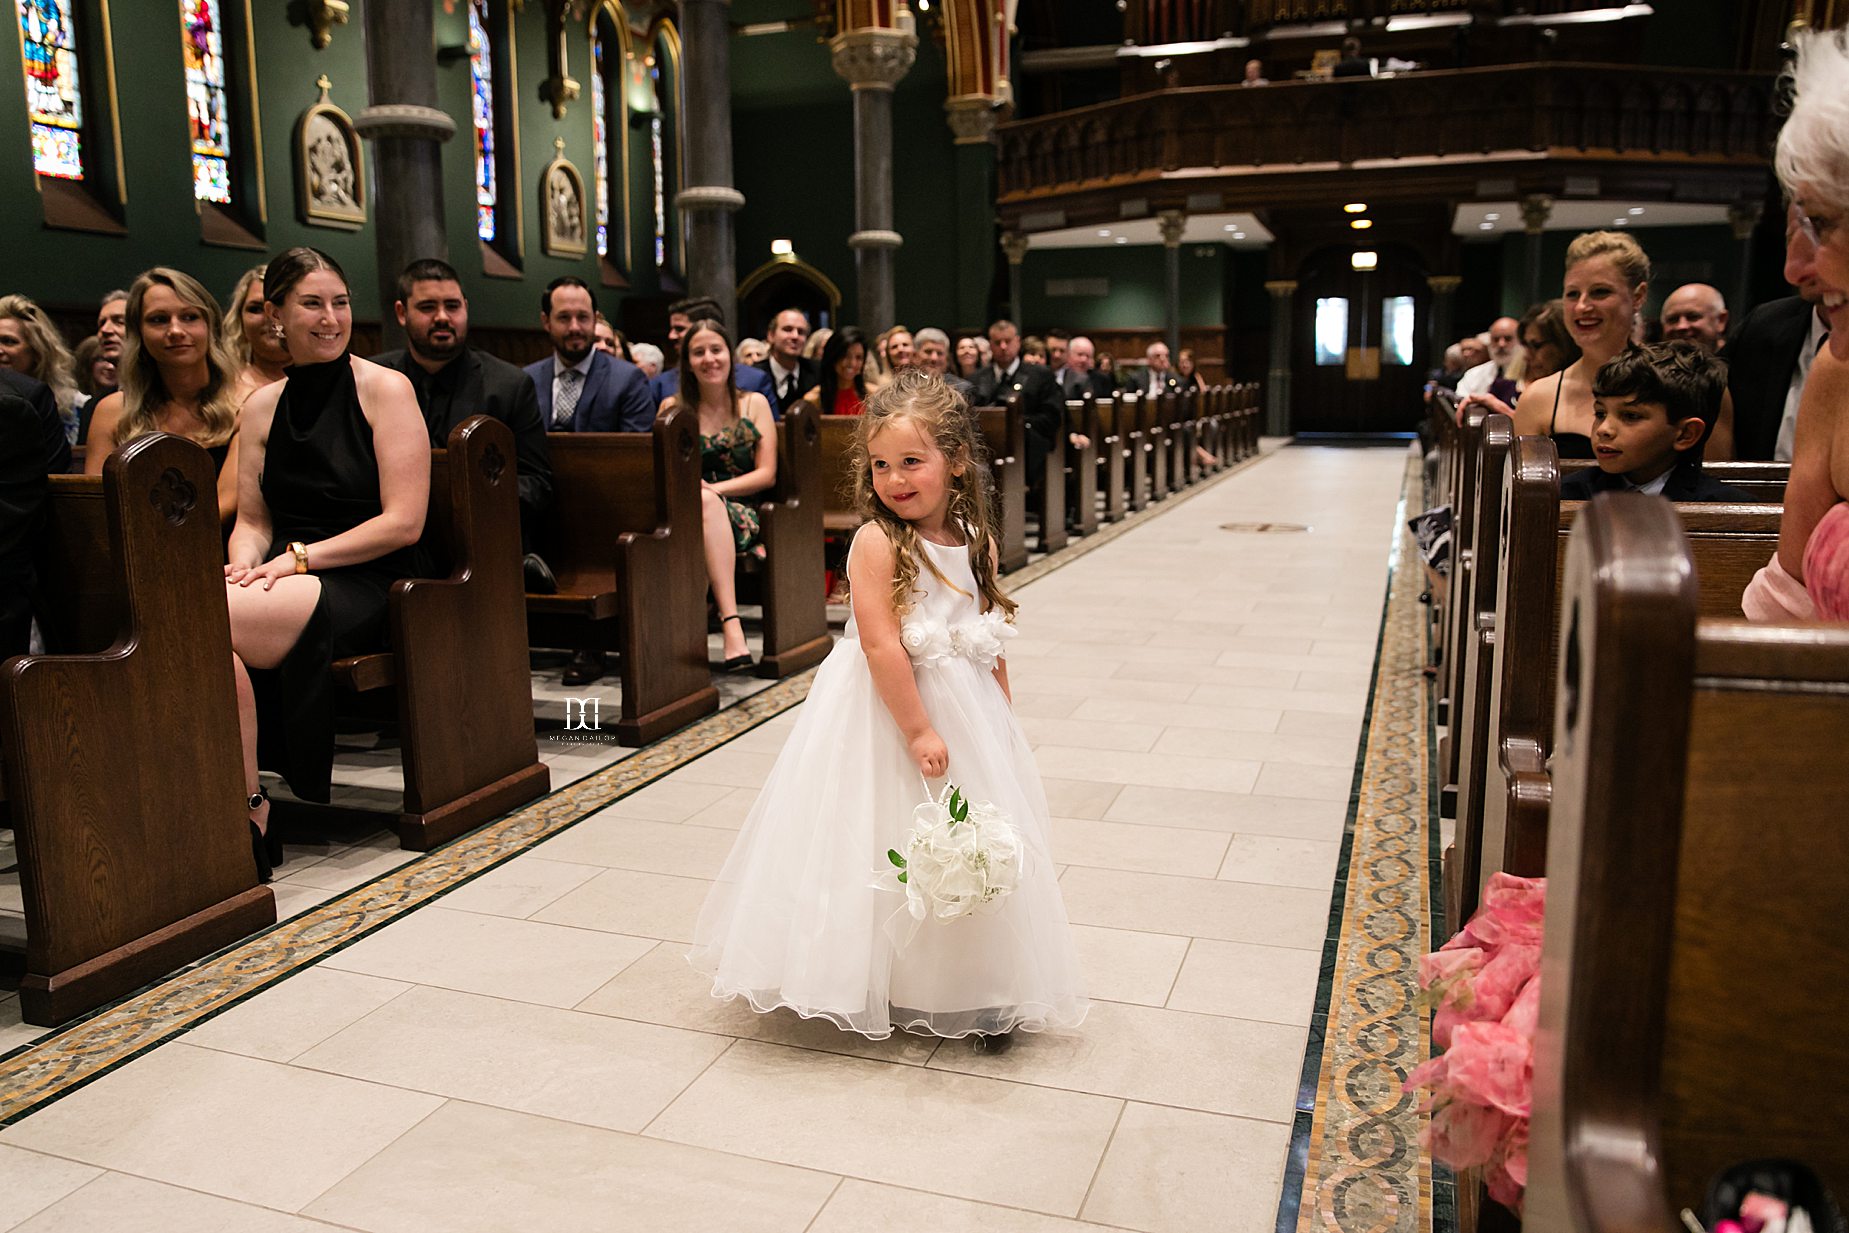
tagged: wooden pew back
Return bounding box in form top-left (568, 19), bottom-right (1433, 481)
top-left (976, 403), bottom-right (1029, 573)
top-left (818, 413), bottom-right (862, 534)
top-left (747, 403), bottom-right (831, 677)
top-left (1527, 495), bottom-right (1849, 1230)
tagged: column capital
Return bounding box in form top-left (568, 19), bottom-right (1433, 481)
top-left (676, 185), bottom-right (747, 213)
top-left (1520, 194), bottom-right (1554, 235)
top-left (351, 104), bottom-right (457, 142)
top-left (1157, 209), bottom-right (1187, 248)
top-left (1728, 199), bottom-right (1764, 240)
top-left (945, 94), bottom-right (999, 145)
top-left (830, 27), bottom-right (917, 91)
top-left (1264, 280), bottom-right (1298, 296)
top-left (1000, 231), bottom-right (1030, 266)
top-left (1426, 275), bottom-right (1463, 293)
top-left (847, 229), bottom-right (904, 250)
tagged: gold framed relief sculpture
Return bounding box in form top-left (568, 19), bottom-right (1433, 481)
top-left (294, 76), bottom-right (365, 229)
top-left (540, 139), bottom-right (588, 257)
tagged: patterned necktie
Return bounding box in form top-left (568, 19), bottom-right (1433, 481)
top-left (553, 367), bottom-right (583, 428)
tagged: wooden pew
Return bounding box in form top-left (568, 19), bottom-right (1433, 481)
top-left (529, 409), bottom-right (718, 745)
top-left (1141, 392), bottom-right (1171, 500)
top-left (1526, 494), bottom-right (1849, 1230)
top-left (735, 402), bottom-right (831, 679)
top-left (1440, 412), bottom-right (1513, 929)
top-left (1464, 435), bottom-right (1781, 928)
top-left (976, 403), bottom-right (1030, 573)
top-left (818, 413), bottom-right (861, 538)
top-left (1065, 395), bottom-right (1101, 538)
top-left (1094, 392), bottom-right (1132, 522)
top-left (1437, 405), bottom-right (1490, 816)
top-left (1557, 458), bottom-right (1790, 503)
top-left (1033, 394), bottom-right (1070, 556)
top-left (2, 433), bottom-right (275, 1027)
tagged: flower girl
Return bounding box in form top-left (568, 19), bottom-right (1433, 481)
top-left (689, 369), bottom-right (1088, 1049)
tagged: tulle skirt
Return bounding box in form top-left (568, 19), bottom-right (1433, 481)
top-left (687, 638), bottom-right (1090, 1040)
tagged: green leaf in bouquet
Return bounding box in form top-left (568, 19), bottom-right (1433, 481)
top-left (887, 848), bottom-right (906, 869)
top-left (897, 871), bottom-right (907, 883)
top-left (948, 787), bottom-right (969, 824)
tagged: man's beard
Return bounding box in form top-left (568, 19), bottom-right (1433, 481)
top-left (412, 326), bottom-right (466, 364)
top-left (556, 337), bottom-right (593, 364)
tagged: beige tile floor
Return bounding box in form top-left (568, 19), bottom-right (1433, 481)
top-left (0, 444), bottom-right (1406, 1233)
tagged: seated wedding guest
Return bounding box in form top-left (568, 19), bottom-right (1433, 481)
top-left (72, 336), bottom-right (106, 399)
top-left (1175, 347), bottom-right (1202, 394)
top-left (1729, 202), bottom-right (1831, 461)
top-left (1659, 283), bottom-right (1728, 353)
top-left (223, 264), bottom-right (292, 406)
top-left (955, 335), bottom-right (983, 378)
top-left (801, 326), bottom-right (869, 417)
top-left (1242, 58), bottom-right (1269, 86)
top-left (803, 326), bottom-right (832, 363)
top-left (524, 277), bottom-right (656, 432)
top-left (1455, 336), bottom-right (1489, 373)
top-left (913, 327), bottom-right (975, 400)
top-left (0, 294), bottom-right (81, 445)
top-left (972, 318), bottom-right (1070, 486)
top-left (593, 312), bottom-right (631, 361)
top-left (224, 247), bottom-right (432, 880)
top-left (660, 319), bottom-right (777, 671)
top-left (1516, 299), bottom-right (1580, 386)
top-left (82, 268), bottom-right (242, 523)
top-left (1332, 36), bottom-right (1371, 77)
top-left (756, 308), bottom-right (819, 417)
top-left (738, 337), bottom-right (768, 365)
top-left (632, 342), bottom-right (664, 379)
top-left (1744, 30), bottom-right (1849, 622)
top-left (885, 327), bottom-right (914, 372)
top-left (652, 296), bottom-right (775, 408)
top-left (1562, 342), bottom-right (1745, 502)
top-left (1046, 332), bottom-right (1068, 374)
top-left (1097, 350), bottom-right (1118, 384)
top-left (1022, 336), bottom-right (1048, 366)
top-left (94, 290), bottom-right (126, 394)
top-left (1426, 343), bottom-right (1467, 403)
top-left (0, 366), bottom-right (69, 478)
top-left (374, 258), bottom-right (554, 591)
top-left (1455, 317), bottom-right (1522, 397)
top-left (1060, 336), bottom-right (1115, 400)
top-left (0, 387), bottom-right (48, 656)
top-left (1140, 341), bottom-right (1179, 397)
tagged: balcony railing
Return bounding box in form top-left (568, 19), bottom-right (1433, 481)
top-left (1125, 1), bottom-right (1651, 43)
top-left (995, 64), bottom-right (1777, 201)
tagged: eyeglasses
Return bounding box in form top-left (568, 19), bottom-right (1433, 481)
top-left (1794, 201), bottom-right (1842, 247)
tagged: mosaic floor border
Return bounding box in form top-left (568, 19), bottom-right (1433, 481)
top-left (1281, 450), bottom-right (1436, 1233)
top-left (0, 446), bottom-right (1275, 1127)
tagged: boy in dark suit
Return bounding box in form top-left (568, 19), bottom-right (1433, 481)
top-left (1562, 341), bottom-right (1748, 503)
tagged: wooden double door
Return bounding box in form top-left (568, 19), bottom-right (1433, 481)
top-left (1292, 246), bottom-right (1429, 435)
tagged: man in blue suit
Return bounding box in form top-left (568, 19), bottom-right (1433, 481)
top-left (524, 277), bottom-right (657, 434)
top-left (648, 296), bottom-right (777, 413)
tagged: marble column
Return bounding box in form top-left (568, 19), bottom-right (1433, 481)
top-left (1427, 275), bottom-right (1462, 361)
top-left (1521, 194), bottom-right (1553, 306)
top-left (352, 0), bottom-right (453, 349)
top-left (1265, 279), bottom-right (1296, 437)
top-left (947, 95), bottom-right (998, 330)
top-left (1158, 209), bottom-right (1187, 357)
top-left (1729, 200), bottom-right (1763, 323)
top-left (1000, 231), bottom-right (1029, 326)
top-left (832, 25), bottom-right (917, 335)
top-left (679, 0), bottom-right (743, 327)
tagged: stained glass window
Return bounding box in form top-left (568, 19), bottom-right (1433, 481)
top-left (180, 0), bottom-right (231, 203)
top-left (650, 58), bottom-right (665, 270)
top-left (18, 0), bottom-right (85, 180)
top-left (592, 26), bottom-right (608, 258)
top-left (468, 0), bottom-right (497, 243)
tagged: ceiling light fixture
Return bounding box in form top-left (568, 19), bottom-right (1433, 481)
top-left (1350, 218), bottom-right (1373, 230)
top-left (1478, 222), bottom-right (1494, 230)
top-left (1097, 229), bottom-right (1112, 237)
top-left (1613, 218), bottom-right (1628, 226)
top-left (1114, 236), bottom-right (1128, 244)
top-left (1628, 206), bottom-right (1645, 215)
top-left (771, 238), bottom-right (793, 256)
top-left (1223, 223), bottom-right (1238, 231)
top-left (1344, 203), bottom-right (1367, 214)
top-left (1484, 212), bottom-right (1500, 221)
top-left (1351, 250), bottom-right (1378, 271)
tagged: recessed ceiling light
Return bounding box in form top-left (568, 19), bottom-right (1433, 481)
top-left (1223, 223), bottom-right (1238, 231)
top-left (1613, 218), bottom-right (1628, 226)
top-left (1478, 222), bottom-right (1494, 230)
top-left (1343, 203), bottom-right (1367, 214)
top-left (1114, 236), bottom-right (1128, 244)
top-left (1484, 212), bottom-right (1500, 221)
top-left (1097, 229), bottom-right (1112, 237)
top-left (1232, 232), bottom-right (1245, 239)
top-left (1350, 218), bottom-right (1373, 230)
top-left (1628, 206), bottom-right (1645, 215)
top-left (1351, 250), bottom-right (1378, 271)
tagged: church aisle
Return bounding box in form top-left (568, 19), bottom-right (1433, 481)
top-left (0, 445), bottom-right (1409, 1233)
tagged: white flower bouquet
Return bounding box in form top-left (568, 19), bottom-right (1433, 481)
top-left (874, 784), bottom-right (1025, 933)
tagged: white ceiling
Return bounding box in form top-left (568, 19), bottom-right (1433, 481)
top-left (1451, 200), bottom-right (1733, 237)
top-left (1026, 212), bottom-right (1276, 250)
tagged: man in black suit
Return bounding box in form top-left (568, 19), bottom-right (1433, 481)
top-left (969, 319), bottom-right (1072, 488)
top-left (0, 368), bottom-right (71, 656)
top-left (755, 308), bottom-right (820, 418)
top-left (374, 259), bottom-right (555, 590)
top-left (1727, 203), bottom-right (1832, 461)
top-left (912, 328), bottom-right (975, 401)
top-left (1060, 336), bottom-right (1116, 401)
top-left (1139, 341), bottom-right (1181, 398)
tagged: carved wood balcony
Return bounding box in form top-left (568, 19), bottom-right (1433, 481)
top-left (996, 64), bottom-right (1777, 219)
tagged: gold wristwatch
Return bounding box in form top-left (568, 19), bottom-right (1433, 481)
top-left (289, 541), bottom-right (309, 574)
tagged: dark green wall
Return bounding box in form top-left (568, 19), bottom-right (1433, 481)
top-left (1488, 224), bottom-right (1739, 321)
top-left (1021, 243), bottom-right (1228, 331)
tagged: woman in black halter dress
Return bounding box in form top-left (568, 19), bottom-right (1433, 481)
top-left (223, 249), bottom-right (432, 879)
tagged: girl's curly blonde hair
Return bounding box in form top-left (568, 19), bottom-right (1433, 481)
top-left (848, 368), bottom-right (1017, 621)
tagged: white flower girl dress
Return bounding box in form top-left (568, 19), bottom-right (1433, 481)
top-left (689, 530), bottom-right (1089, 1040)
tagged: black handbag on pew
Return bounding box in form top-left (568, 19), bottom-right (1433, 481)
top-left (1697, 1159), bottom-right (1847, 1233)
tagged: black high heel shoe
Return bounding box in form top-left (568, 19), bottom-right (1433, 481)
top-left (718, 614), bottom-right (754, 673)
top-left (248, 787), bottom-right (282, 883)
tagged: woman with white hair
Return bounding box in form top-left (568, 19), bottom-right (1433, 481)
top-left (1745, 29), bottom-right (1849, 620)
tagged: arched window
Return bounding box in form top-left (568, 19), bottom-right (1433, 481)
top-left (19, 0), bottom-right (86, 180)
top-left (180, 0), bottom-right (231, 203)
top-left (468, 0), bottom-right (498, 243)
top-left (590, 3), bottom-right (632, 284)
top-left (647, 21), bottom-right (681, 281)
